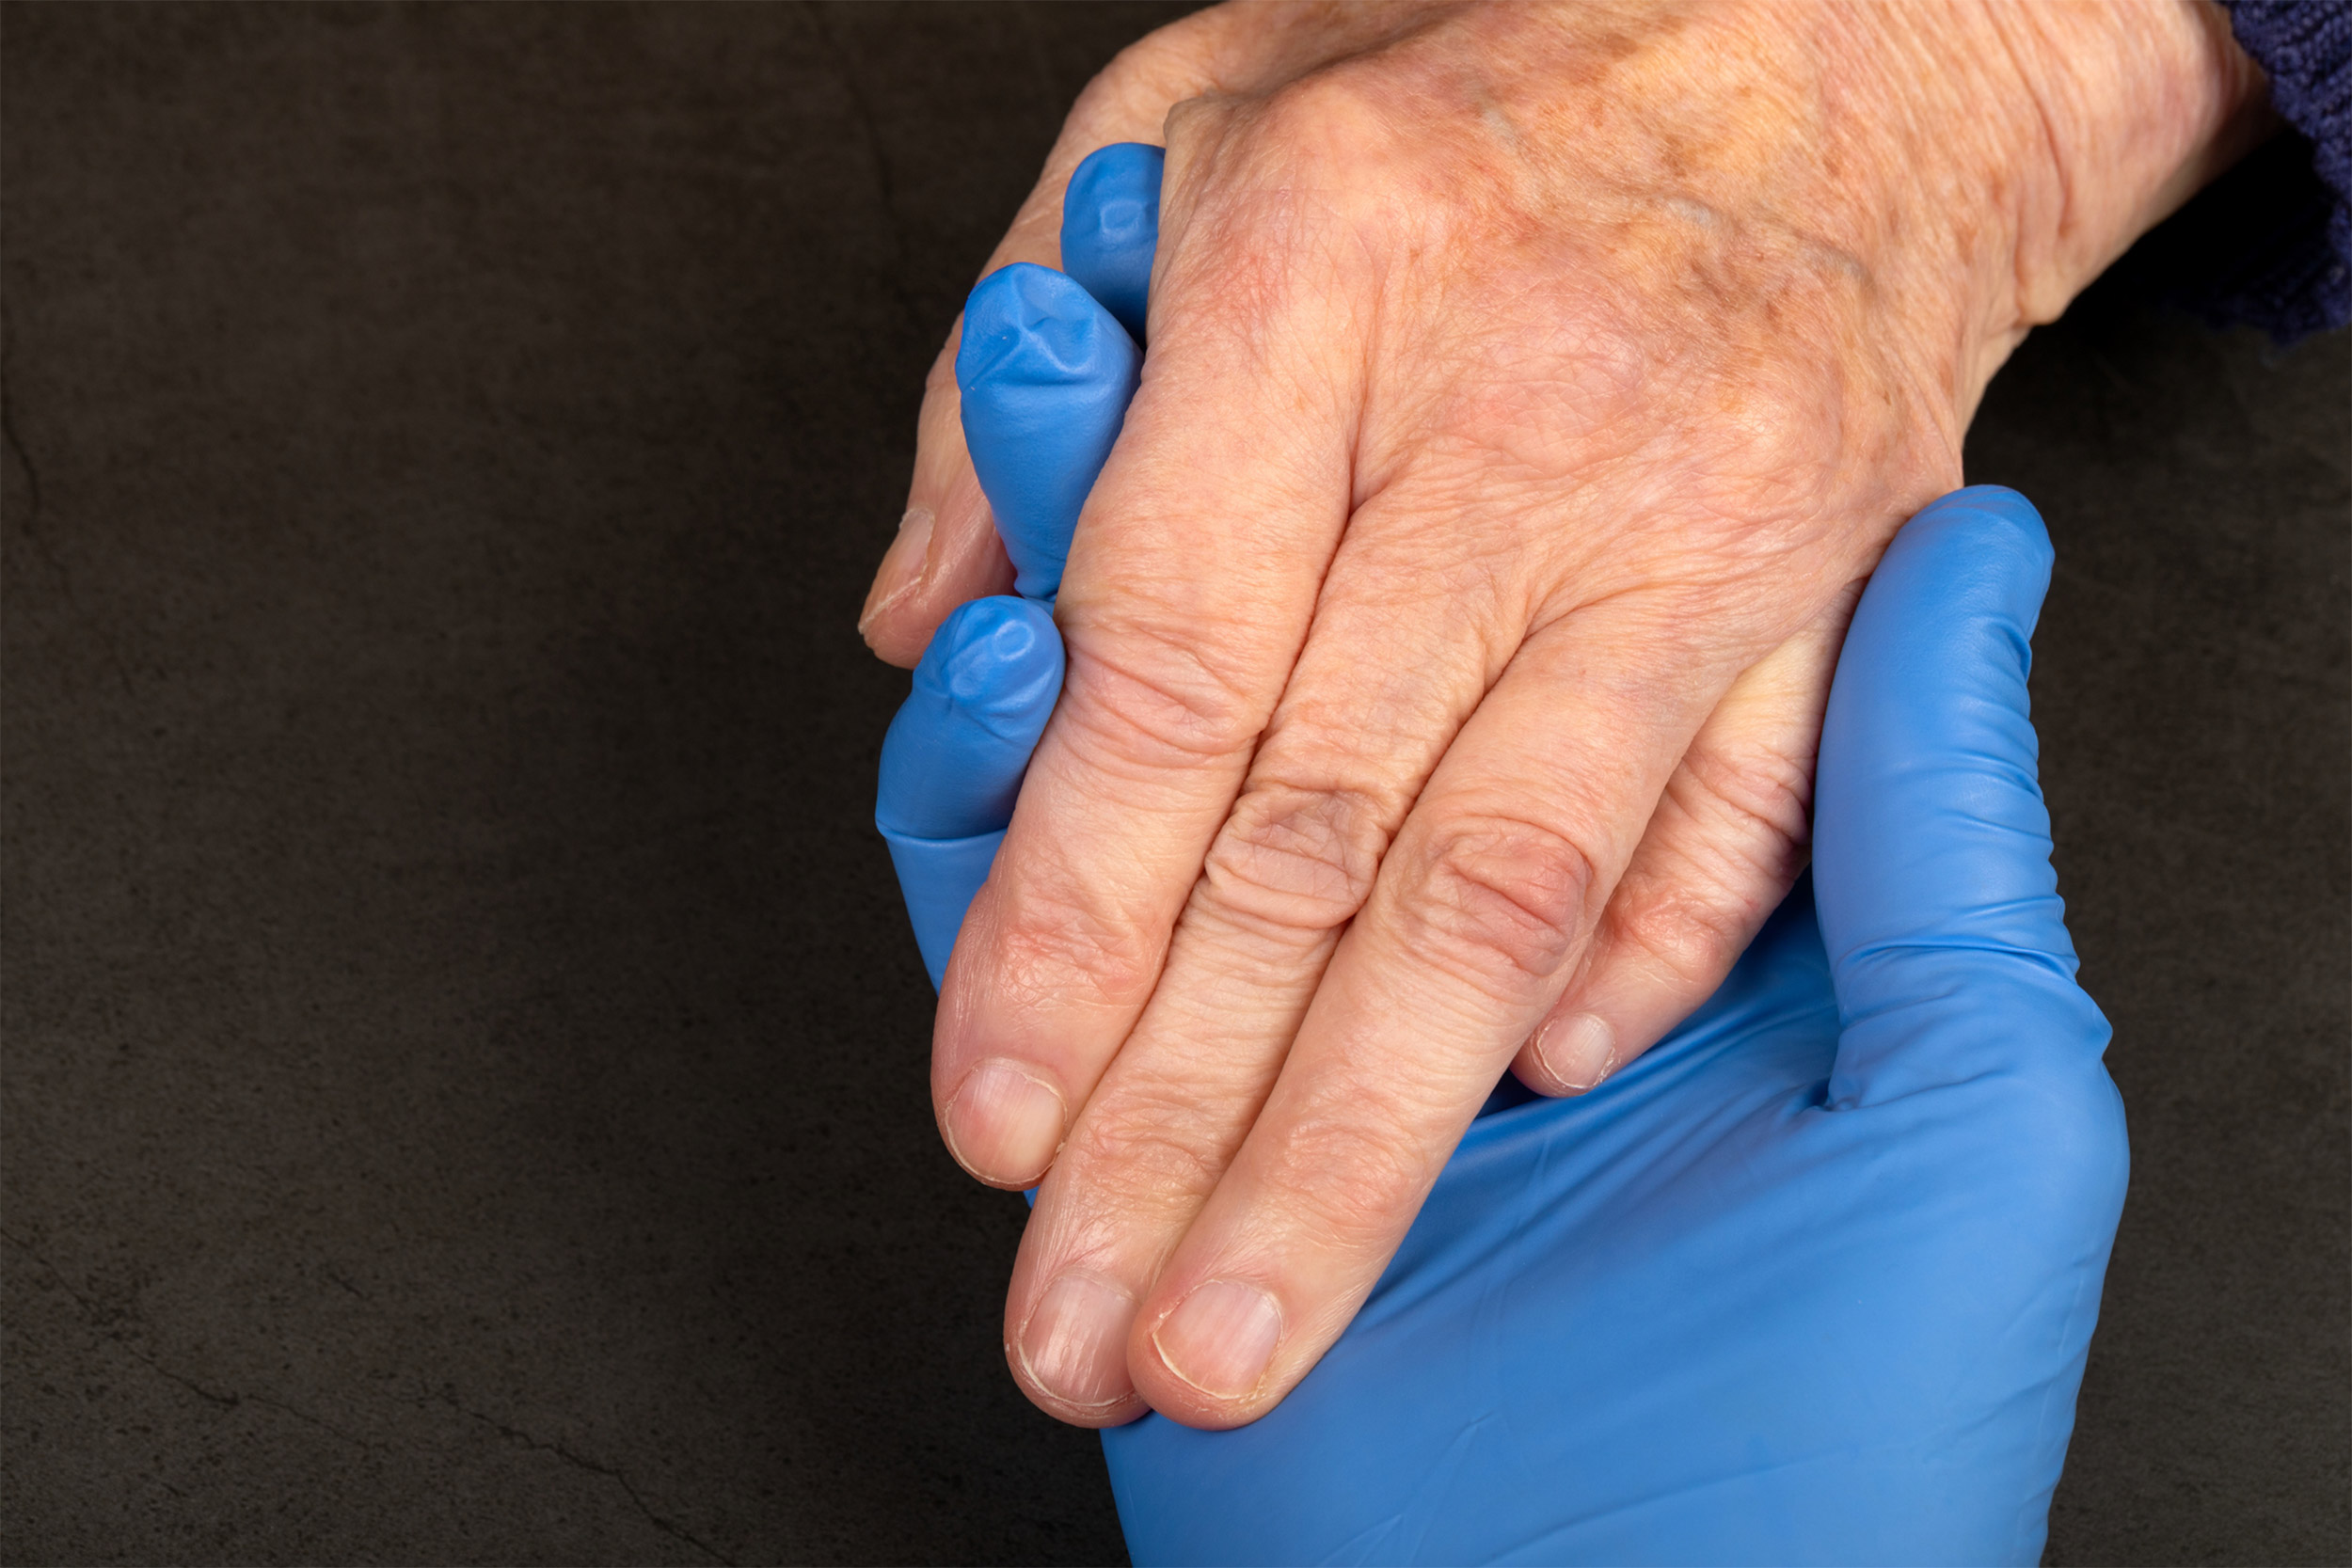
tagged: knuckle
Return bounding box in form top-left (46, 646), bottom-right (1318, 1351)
top-left (1676, 736), bottom-right (1815, 863)
top-left (1255, 1096), bottom-right (1433, 1252)
top-left (1063, 611), bottom-right (1266, 769)
top-left (1202, 781), bottom-right (1391, 936)
top-left (1061, 1077), bottom-right (1232, 1212)
top-left (1609, 750), bottom-right (1814, 987)
top-left (1159, 89), bottom-right (1231, 155)
top-left (993, 878), bottom-right (1162, 1011)
top-left (1247, 68), bottom-right (1391, 162)
top-left (1611, 869), bottom-right (1761, 989)
top-left (1395, 812), bottom-right (1597, 989)
top-left (1159, 72), bottom-right (1403, 290)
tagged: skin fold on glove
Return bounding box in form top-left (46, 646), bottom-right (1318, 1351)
top-left (875, 159), bottom-right (2124, 1564)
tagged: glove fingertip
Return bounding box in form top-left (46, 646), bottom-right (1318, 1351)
top-left (955, 262), bottom-right (1113, 389)
top-left (955, 263), bottom-right (1140, 603)
top-left (1885, 484), bottom-right (2053, 637)
top-left (878, 596), bottom-right (1064, 842)
top-left (1061, 142), bottom-right (1164, 342)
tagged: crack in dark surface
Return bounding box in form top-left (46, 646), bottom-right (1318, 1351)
top-left (417, 1386), bottom-right (736, 1566)
top-left (0, 321), bottom-right (43, 531)
top-left (1, 311), bottom-right (137, 699)
top-left (1, 311), bottom-right (63, 594)
top-left (2, 1231), bottom-right (375, 1453)
top-left (321, 1265), bottom-right (371, 1302)
top-left (9, 1227), bottom-right (724, 1553)
top-left (803, 1), bottom-right (931, 349)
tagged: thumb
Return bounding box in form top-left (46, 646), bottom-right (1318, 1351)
top-left (1813, 485), bottom-right (2109, 1106)
top-left (877, 595), bottom-right (1064, 989)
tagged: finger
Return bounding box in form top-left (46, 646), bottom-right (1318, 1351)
top-left (1812, 485), bottom-right (2110, 1102)
top-left (859, 32), bottom-right (1229, 665)
top-left (931, 224), bottom-right (1367, 1189)
top-left (858, 339), bottom-right (1016, 667)
top-left (956, 264), bottom-right (1141, 604)
top-left (1510, 589), bottom-right (1856, 1093)
top-left (1001, 905), bottom-right (1308, 1425)
top-left (1126, 598), bottom-right (1742, 1426)
top-left (1060, 142), bottom-right (1165, 344)
top-left (1001, 494), bottom-right (1531, 1418)
top-left (877, 595), bottom-right (1063, 990)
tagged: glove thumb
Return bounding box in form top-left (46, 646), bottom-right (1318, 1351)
top-left (1814, 485), bottom-right (2112, 1107)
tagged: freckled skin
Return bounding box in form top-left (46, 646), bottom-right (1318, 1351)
top-left (862, 0), bottom-right (2272, 1431)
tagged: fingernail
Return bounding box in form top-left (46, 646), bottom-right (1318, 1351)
top-left (1152, 1279), bottom-right (1282, 1401)
top-left (859, 505), bottom-right (935, 632)
top-left (1016, 1274), bottom-right (1136, 1409)
top-left (1534, 1011), bottom-right (1617, 1093)
top-left (943, 1058), bottom-right (1067, 1185)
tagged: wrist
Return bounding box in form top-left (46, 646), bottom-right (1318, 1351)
top-left (1984, 1), bottom-right (2271, 307)
top-left (1837, 1), bottom-right (2269, 415)
top-left (1130, 1), bottom-right (2269, 437)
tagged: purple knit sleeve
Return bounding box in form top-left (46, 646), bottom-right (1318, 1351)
top-left (2200, 2), bottom-right (2351, 340)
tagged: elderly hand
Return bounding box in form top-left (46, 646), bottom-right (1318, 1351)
top-left (863, 0), bottom-right (2262, 1429)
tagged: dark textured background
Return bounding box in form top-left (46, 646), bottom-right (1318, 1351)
top-left (1, 5), bottom-right (2344, 1564)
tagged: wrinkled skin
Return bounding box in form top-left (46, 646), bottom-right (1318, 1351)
top-left (858, 0), bottom-right (2266, 1429)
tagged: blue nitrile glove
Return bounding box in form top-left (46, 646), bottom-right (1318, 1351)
top-left (1097, 487), bottom-right (2126, 1566)
top-left (896, 483), bottom-right (2125, 1564)
top-left (955, 261), bottom-right (1140, 604)
top-left (1061, 142), bottom-right (1164, 343)
top-left (875, 594), bottom-right (1063, 990)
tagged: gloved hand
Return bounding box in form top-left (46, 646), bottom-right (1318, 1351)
top-left (878, 157), bottom-right (2126, 1564)
top-left (1093, 485), bottom-right (2126, 1565)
